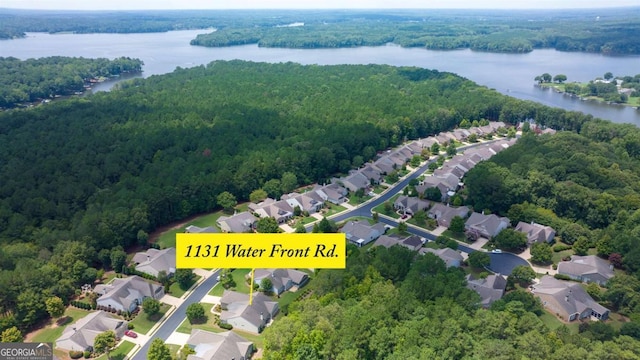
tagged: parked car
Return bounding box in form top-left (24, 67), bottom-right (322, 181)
top-left (491, 249), bottom-right (502, 253)
top-left (124, 330), bottom-right (137, 338)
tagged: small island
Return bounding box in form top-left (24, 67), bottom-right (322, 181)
top-left (535, 72), bottom-right (640, 107)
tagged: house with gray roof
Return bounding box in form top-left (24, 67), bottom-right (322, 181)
top-left (420, 247), bottom-right (464, 267)
top-left (419, 137), bottom-right (438, 149)
top-left (339, 172), bottom-right (370, 192)
top-left (532, 276), bottom-right (609, 321)
top-left (373, 157), bottom-right (396, 174)
top-left (466, 274), bottom-right (507, 308)
top-left (557, 255), bottom-right (614, 286)
top-left (186, 329), bottom-right (253, 360)
top-left (465, 212), bottom-right (510, 240)
top-left (185, 225), bottom-right (219, 233)
top-left (393, 195), bottom-right (431, 215)
top-left (217, 212), bottom-right (257, 233)
top-left (401, 235), bottom-right (424, 251)
top-left (374, 234), bottom-right (423, 251)
top-left (359, 165), bottom-right (383, 185)
top-left (341, 220), bottom-right (387, 247)
top-left (314, 183), bottom-right (348, 204)
top-left (249, 198), bottom-right (294, 224)
top-left (515, 221), bottom-right (556, 245)
top-left (220, 291), bottom-right (279, 334)
top-left (94, 276), bottom-right (164, 312)
top-left (416, 181), bottom-right (449, 202)
top-left (428, 204), bottom-right (470, 228)
top-left (251, 269), bottom-right (309, 295)
top-left (131, 247), bottom-right (176, 277)
top-left (373, 235), bottom-right (403, 249)
top-left (56, 311), bottom-right (127, 352)
top-left (282, 192), bottom-right (324, 214)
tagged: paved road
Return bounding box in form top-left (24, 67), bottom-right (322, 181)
top-left (131, 270), bottom-right (220, 360)
top-left (311, 139), bottom-right (529, 275)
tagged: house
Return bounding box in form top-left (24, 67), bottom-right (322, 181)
top-left (466, 274), bottom-right (507, 308)
top-left (282, 192), bottom-right (324, 214)
top-left (420, 247), bottom-right (464, 267)
top-left (373, 234), bottom-right (423, 251)
top-left (557, 255), bottom-right (614, 286)
top-left (131, 247), bottom-right (176, 277)
top-left (251, 269), bottom-right (309, 295)
top-left (56, 311), bottom-right (127, 352)
top-left (373, 235), bottom-right (403, 248)
top-left (360, 165), bottom-right (383, 185)
top-left (94, 276), bottom-right (164, 312)
top-left (314, 183), bottom-right (348, 204)
top-left (464, 212), bottom-right (510, 240)
top-left (373, 157), bottom-right (396, 175)
top-left (249, 198), bottom-right (294, 224)
top-left (185, 329), bottom-right (253, 360)
top-left (419, 137), bottom-right (437, 149)
top-left (532, 276), bottom-right (610, 321)
top-left (217, 212), bottom-right (257, 233)
top-left (416, 180), bottom-right (449, 202)
top-left (428, 204), bottom-right (470, 228)
top-left (515, 221), bottom-right (556, 245)
top-left (393, 195), bottom-right (431, 215)
top-left (339, 172), bottom-right (370, 192)
top-left (401, 235), bottom-right (424, 251)
top-left (451, 129), bottom-right (470, 142)
top-left (341, 220), bottom-right (387, 247)
top-left (220, 291), bottom-right (279, 333)
top-left (185, 225), bottom-right (219, 233)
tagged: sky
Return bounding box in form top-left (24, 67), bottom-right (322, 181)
top-left (2, 0), bottom-right (639, 11)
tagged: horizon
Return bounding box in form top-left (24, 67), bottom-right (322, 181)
top-left (1, 0), bottom-right (639, 11)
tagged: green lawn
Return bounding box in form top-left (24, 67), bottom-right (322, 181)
top-left (373, 185), bottom-right (388, 194)
top-left (234, 329), bottom-right (265, 349)
top-left (169, 274), bottom-right (202, 298)
top-left (176, 303), bottom-right (220, 334)
top-left (552, 249), bottom-right (574, 265)
top-left (424, 241), bottom-right (444, 249)
top-left (441, 230), bottom-right (467, 242)
top-left (129, 303), bottom-right (171, 334)
top-left (32, 307), bottom-right (92, 343)
top-left (157, 212), bottom-right (225, 249)
top-left (539, 312), bottom-right (579, 334)
top-left (209, 282), bottom-right (224, 296)
top-left (168, 344), bottom-right (182, 359)
top-left (96, 340), bottom-right (135, 360)
top-left (372, 194), bottom-right (401, 219)
top-left (298, 216), bottom-right (318, 225)
top-left (348, 194), bottom-right (371, 206)
top-left (324, 203), bottom-right (347, 216)
top-left (209, 269), bottom-right (253, 296)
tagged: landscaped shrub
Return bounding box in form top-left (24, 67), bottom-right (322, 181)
top-left (554, 274), bottom-right (571, 281)
top-left (219, 322), bottom-right (233, 330)
top-left (69, 350), bottom-right (83, 359)
top-left (128, 323), bottom-right (134, 329)
top-left (83, 350), bottom-right (91, 359)
top-left (553, 243), bottom-right (572, 252)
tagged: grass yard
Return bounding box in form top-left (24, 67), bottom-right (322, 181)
top-left (552, 249), bottom-right (574, 265)
top-left (539, 312), bottom-right (579, 334)
top-left (441, 230), bottom-right (467, 242)
top-left (176, 303), bottom-right (221, 334)
top-left (209, 269), bottom-right (253, 296)
top-left (32, 307), bottom-right (92, 343)
top-left (298, 216), bottom-right (318, 225)
top-left (169, 274), bottom-right (202, 298)
top-left (372, 194), bottom-right (401, 219)
top-left (96, 340), bottom-right (135, 360)
top-left (129, 303), bottom-right (171, 334)
top-left (233, 329), bottom-right (265, 349)
top-left (157, 212), bottom-right (225, 249)
top-left (424, 241), bottom-right (444, 249)
top-left (324, 203), bottom-right (347, 217)
top-left (373, 185), bottom-right (388, 194)
top-left (168, 344), bottom-right (182, 359)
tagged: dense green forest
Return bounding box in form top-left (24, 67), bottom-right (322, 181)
top-left (0, 60), bottom-right (596, 334)
top-left (2, 8), bottom-right (640, 54)
top-left (262, 245), bottom-right (640, 359)
top-left (0, 56), bottom-right (143, 108)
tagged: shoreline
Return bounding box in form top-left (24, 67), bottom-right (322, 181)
top-left (536, 83), bottom-right (639, 109)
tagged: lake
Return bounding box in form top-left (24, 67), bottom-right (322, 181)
top-left (2, 29), bottom-right (639, 124)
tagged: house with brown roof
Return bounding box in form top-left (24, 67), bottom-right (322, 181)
top-left (515, 221), bottom-right (556, 245)
top-left (532, 276), bottom-right (609, 321)
top-left (465, 212), bottom-right (510, 240)
top-left (185, 329), bottom-right (253, 360)
top-left (56, 311), bottom-right (127, 352)
top-left (557, 255), bottom-right (614, 286)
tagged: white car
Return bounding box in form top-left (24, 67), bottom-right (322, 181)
top-left (491, 249), bottom-right (502, 253)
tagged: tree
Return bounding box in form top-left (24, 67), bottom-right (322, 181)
top-left (398, 221), bottom-right (408, 234)
top-left (317, 217), bottom-right (336, 233)
top-left (175, 269), bottom-right (195, 290)
top-left (468, 251), bottom-right (490, 268)
top-left (110, 248), bottom-right (127, 274)
top-left (148, 338), bottom-right (173, 360)
top-left (137, 229), bottom-right (149, 245)
top-left (186, 303), bottom-right (205, 323)
top-left (45, 296), bottom-right (65, 319)
top-left (493, 229), bottom-right (527, 250)
top-left (428, 161), bottom-right (439, 172)
top-left (522, 122), bottom-right (531, 133)
top-left (530, 242), bottom-right (553, 264)
top-left (553, 74), bottom-right (567, 83)
top-left (423, 187), bottom-right (442, 202)
top-left (157, 270), bottom-right (170, 288)
top-left (573, 236), bottom-right (590, 256)
top-left (541, 73), bottom-right (552, 83)
top-left (294, 223), bottom-right (307, 233)
top-left (372, 212), bottom-right (379, 222)
top-left (260, 277), bottom-right (273, 295)
top-left (609, 253), bottom-right (623, 268)
top-left (449, 216), bottom-right (465, 233)
top-left (413, 210), bottom-right (426, 225)
top-left (467, 133), bottom-right (478, 143)
top-left (249, 188), bottom-right (268, 203)
top-left (446, 142), bottom-right (457, 156)
top-left (281, 172), bottom-right (298, 193)
top-left (143, 298), bottom-right (160, 316)
top-left (257, 217), bottom-right (281, 233)
top-left (604, 72), bottom-right (614, 81)
top-left (509, 265), bottom-right (536, 285)
top-left (1, 326), bottom-right (23, 342)
top-left (430, 142), bottom-right (440, 154)
top-left (263, 179), bottom-right (282, 199)
top-left (216, 191), bottom-right (237, 213)
top-left (94, 330), bottom-right (116, 357)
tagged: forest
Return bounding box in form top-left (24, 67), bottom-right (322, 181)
top-left (0, 60), bottom-right (598, 334)
top-left (2, 8), bottom-right (640, 54)
top-left (0, 56), bottom-right (143, 108)
top-left (261, 244), bottom-right (640, 359)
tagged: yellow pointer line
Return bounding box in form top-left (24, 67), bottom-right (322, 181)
top-left (249, 268), bottom-right (255, 305)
